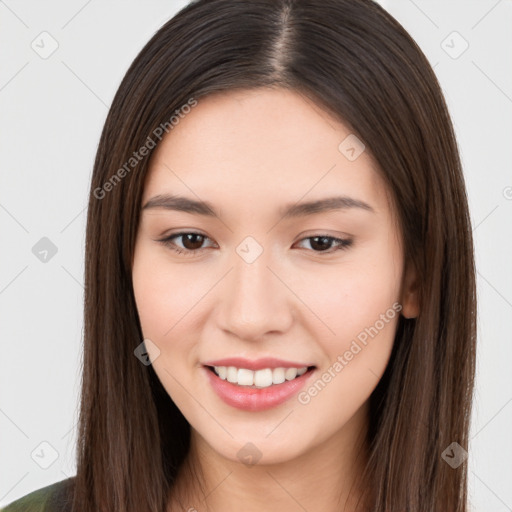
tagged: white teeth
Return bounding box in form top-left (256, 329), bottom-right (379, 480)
top-left (226, 366), bottom-right (238, 383)
top-left (272, 367), bottom-right (285, 384)
top-left (254, 368), bottom-right (273, 387)
top-left (237, 368), bottom-right (254, 386)
top-left (215, 366), bottom-right (227, 380)
top-left (212, 365), bottom-right (310, 388)
top-left (284, 367), bottom-right (298, 380)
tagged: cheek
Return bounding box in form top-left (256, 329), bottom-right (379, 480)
top-left (290, 244), bottom-right (402, 346)
top-left (132, 243), bottom-right (208, 340)
top-left (288, 236), bottom-right (402, 409)
top-left (131, 240), bottom-right (228, 401)
top-left (132, 245), bottom-right (206, 408)
top-left (297, 296), bottom-right (400, 423)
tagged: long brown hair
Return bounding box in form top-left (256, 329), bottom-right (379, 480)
top-left (71, 0), bottom-right (477, 510)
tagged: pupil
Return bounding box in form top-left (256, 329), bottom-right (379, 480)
top-left (184, 233), bottom-right (203, 250)
top-left (311, 236), bottom-right (331, 251)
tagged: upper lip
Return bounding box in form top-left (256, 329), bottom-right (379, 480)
top-left (202, 357), bottom-right (315, 371)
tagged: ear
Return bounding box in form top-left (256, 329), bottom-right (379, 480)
top-left (400, 264), bottom-right (420, 319)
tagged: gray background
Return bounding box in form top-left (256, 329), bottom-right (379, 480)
top-left (1, 0), bottom-right (511, 510)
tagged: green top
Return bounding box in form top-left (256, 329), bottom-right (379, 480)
top-left (0, 477), bottom-right (74, 512)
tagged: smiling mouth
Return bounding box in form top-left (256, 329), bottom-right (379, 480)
top-left (205, 365), bottom-right (316, 389)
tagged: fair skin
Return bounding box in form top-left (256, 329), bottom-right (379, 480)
top-left (132, 87), bottom-right (419, 512)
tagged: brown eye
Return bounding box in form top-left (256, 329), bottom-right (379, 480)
top-left (296, 235), bottom-right (353, 253)
top-left (309, 236), bottom-right (333, 251)
top-left (158, 232), bottom-right (214, 256)
top-left (178, 233), bottom-right (206, 250)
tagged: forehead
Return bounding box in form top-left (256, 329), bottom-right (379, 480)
top-left (143, 88), bottom-right (391, 218)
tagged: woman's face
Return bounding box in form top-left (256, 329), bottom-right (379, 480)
top-left (132, 87), bottom-right (418, 466)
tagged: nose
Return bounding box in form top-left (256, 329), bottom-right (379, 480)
top-left (215, 247), bottom-right (294, 342)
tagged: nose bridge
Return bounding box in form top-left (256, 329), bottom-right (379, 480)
top-left (217, 237), bottom-right (293, 339)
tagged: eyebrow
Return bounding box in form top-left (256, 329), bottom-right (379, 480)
top-left (141, 194), bottom-right (375, 218)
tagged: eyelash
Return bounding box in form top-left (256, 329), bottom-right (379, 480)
top-left (157, 231), bottom-right (353, 257)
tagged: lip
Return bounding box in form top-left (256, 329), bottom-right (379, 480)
top-left (202, 364), bottom-right (316, 412)
top-left (202, 357), bottom-right (315, 371)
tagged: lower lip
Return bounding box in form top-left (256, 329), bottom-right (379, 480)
top-left (203, 366), bottom-right (316, 411)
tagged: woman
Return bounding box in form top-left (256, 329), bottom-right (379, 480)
top-left (2, 0), bottom-right (476, 510)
